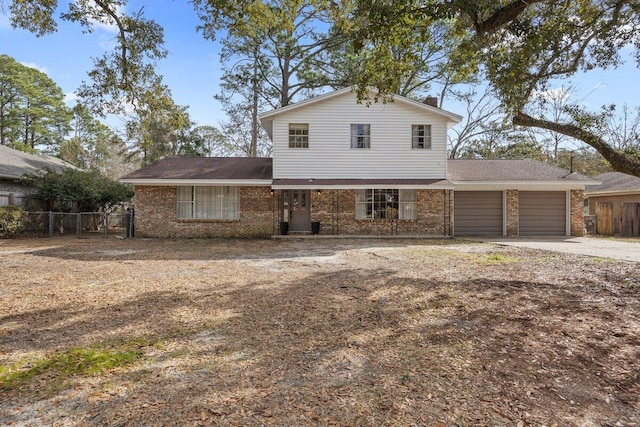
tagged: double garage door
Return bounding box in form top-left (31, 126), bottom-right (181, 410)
top-left (454, 191), bottom-right (567, 236)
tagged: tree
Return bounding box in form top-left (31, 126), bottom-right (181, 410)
top-left (3, 0), bottom-right (169, 117)
top-left (193, 0), bottom-right (350, 156)
top-left (334, 0), bottom-right (640, 177)
top-left (0, 54), bottom-right (71, 152)
top-left (21, 168), bottom-right (133, 213)
top-left (124, 83), bottom-right (193, 165)
top-left (59, 103), bottom-right (129, 179)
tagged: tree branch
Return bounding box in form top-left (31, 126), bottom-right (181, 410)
top-left (513, 111), bottom-right (640, 177)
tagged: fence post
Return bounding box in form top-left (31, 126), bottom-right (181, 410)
top-left (77, 213), bottom-right (82, 237)
top-left (103, 213), bottom-right (108, 238)
top-left (48, 211), bottom-right (53, 237)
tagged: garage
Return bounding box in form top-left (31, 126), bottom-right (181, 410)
top-left (519, 191), bottom-right (567, 236)
top-left (454, 191), bottom-right (503, 236)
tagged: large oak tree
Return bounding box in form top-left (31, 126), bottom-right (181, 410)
top-left (333, 0), bottom-right (640, 177)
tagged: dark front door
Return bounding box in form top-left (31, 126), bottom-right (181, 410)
top-left (286, 190), bottom-right (311, 232)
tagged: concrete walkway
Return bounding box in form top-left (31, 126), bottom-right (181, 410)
top-left (470, 236), bottom-right (640, 262)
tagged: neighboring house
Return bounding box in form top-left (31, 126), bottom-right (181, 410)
top-left (120, 88), bottom-right (597, 238)
top-left (585, 172), bottom-right (640, 237)
top-left (0, 145), bottom-right (75, 208)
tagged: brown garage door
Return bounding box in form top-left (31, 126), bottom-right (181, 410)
top-left (454, 191), bottom-right (503, 236)
top-left (519, 191), bottom-right (566, 236)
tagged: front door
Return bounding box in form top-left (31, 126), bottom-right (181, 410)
top-left (285, 190), bottom-right (311, 232)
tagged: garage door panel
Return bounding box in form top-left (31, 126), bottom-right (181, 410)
top-left (519, 191), bottom-right (566, 236)
top-left (455, 191), bottom-right (503, 236)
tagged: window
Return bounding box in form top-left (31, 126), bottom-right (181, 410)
top-left (351, 124), bottom-right (370, 148)
top-left (412, 125), bottom-right (431, 149)
top-left (355, 189), bottom-right (417, 220)
top-left (177, 186), bottom-right (239, 219)
top-left (289, 123), bottom-right (309, 148)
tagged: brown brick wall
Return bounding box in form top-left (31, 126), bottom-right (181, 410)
top-left (134, 186), bottom-right (274, 238)
top-left (305, 189), bottom-right (449, 236)
top-left (570, 190), bottom-right (585, 237)
top-left (505, 190), bottom-right (518, 236)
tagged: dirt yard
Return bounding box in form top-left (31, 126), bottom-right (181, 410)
top-left (0, 237), bottom-right (639, 426)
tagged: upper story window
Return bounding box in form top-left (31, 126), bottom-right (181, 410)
top-left (351, 124), bottom-right (370, 149)
top-left (289, 123), bottom-right (309, 148)
top-left (412, 125), bottom-right (432, 149)
top-left (177, 186), bottom-right (239, 220)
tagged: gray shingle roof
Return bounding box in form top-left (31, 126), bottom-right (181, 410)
top-left (120, 157), bottom-right (598, 184)
top-left (0, 145), bottom-right (75, 179)
top-left (447, 159), bottom-right (597, 182)
top-left (120, 157), bottom-right (273, 181)
top-left (586, 171), bottom-right (640, 194)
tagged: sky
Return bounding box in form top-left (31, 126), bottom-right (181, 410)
top-left (0, 1), bottom-right (224, 128)
top-left (1, 1), bottom-right (640, 132)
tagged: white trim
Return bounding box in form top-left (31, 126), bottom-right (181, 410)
top-left (585, 189), bottom-right (640, 197)
top-left (451, 181), bottom-right (588, 191)
top-left (271, 183), bottom-right (455, 190)
top-left (566, 190), bottom-right (571, 236)
top-left (502, 190), bottom-right (507, 236)
top-left (119, 179), bottom-right (272, 186)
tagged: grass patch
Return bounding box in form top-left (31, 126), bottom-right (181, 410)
top-left (0, 346), bottom-right (142, 391)
top-left (482, 253), bottom-right (518, 264)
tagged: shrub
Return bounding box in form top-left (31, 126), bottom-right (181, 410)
top-left (0, 206), bottom-right (25, 238)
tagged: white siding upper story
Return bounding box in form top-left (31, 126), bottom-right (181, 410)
top-left (260, 88), bottom-right (463, 180)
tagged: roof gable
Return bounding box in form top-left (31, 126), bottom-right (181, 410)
top-left (259, 87), bottom-right (463, 139)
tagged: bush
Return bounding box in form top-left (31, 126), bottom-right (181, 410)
top-left (0, 206), bottom-right (25, 238)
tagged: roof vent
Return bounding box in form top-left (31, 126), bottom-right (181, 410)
top-left (424, 96), bottom-right (438, 108)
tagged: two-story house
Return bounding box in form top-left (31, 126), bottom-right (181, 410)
top-left (120, 88), bottom-right (596, 238)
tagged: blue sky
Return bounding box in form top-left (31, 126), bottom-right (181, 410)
top-left (1, 1), bottom-right (639, 131)
top-left (0, 1), bottom-right (224, 127)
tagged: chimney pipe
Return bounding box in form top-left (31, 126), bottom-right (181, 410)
top-left (424, 96), bottom-right (438, 108)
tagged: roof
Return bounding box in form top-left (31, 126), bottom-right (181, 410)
top-left (0, 145), bottom-right (75, 180)
top-left (259, 87), bottom-right (463, 139)
top-left (585, 171), bottom-right (640, 196)
top-left (447, 159), bottom-right (598, 183)
top-left (121, 157), bottom-right (598, 188)
top-left (272, 178), bottom-right (453, 190)
top-left (119, 157), bottom-right (273, 185)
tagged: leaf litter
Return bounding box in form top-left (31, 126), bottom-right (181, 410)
top-left (0, 236), bottom-right (638, 426)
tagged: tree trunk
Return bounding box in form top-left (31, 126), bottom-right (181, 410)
top-left (250, 46), bottom-right (259, 157)
top-left (513, 111), bottom-right (640, 178)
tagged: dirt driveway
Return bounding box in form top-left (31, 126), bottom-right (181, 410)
top-left (471, 236), bottom-right (640, 262)
top-left (1, 237), bottom-right (639, 426)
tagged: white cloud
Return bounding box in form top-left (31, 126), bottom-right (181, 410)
top-left (532, 87), bottom-right (572, 104)
top-left (20, 61), bottom-right (49, 75)
top-left (64, 92), bottom-right (79, 105)
top-left (79, 1), bottom-right (125, 34)
top-left (98, 36), bottom-right (118, 51)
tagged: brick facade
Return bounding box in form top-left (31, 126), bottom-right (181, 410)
top-left (505, 190), bottom-right (518, 236)
top-left (570, 190), bottom-right (585, 237)
top-left (299, 189), bottom-right (449, 236)
top-left (134, 185), bottom-right (586, 238)
top-left (134, 186), bottom-right (275, 238)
